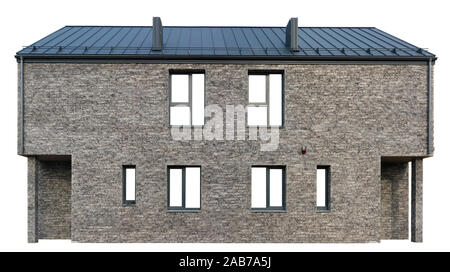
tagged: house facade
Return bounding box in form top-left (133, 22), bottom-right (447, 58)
top-left (17, 18), bottom-right (435, 243)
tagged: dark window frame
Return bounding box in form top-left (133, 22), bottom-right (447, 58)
top-left (169, 70), bottom-right (206, 128)
top-left (247, 70), bottom-right (285, 128)
top-left (167, 165), bottom-right (202, 211)
top-left (251, 165), bottom-right (286, 211)
top-left (122, 165), bottom-right (136, 206)
top-left (316, 165), bottom-right (331, 211)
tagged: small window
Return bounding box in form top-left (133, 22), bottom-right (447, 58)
top-left (251, 166), bottom-right (285, 210)
top-left (170, 72), bottom-right (205, 126)
top-left (168, 166), bottom-right (201, 210)
top-left (248, 72), bottom-right (283, 127)
top-left (123, 165), bottom-right (136, 205)
top-left (316, 166), bottom-right (330, 211)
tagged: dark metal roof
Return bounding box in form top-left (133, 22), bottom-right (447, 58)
top-left (16, 25), bottom-right (435, 60)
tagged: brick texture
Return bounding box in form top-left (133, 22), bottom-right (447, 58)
top-left (380, 162), bottom-right (409, 240)
top-left (27, 157), bottom-right (38, 243)
top-left (37, 160), bottom-right (71, 239)
top-left (412, 158), bottom-right (423, 242)
top-left (20, 63), bottom-right (430, 243)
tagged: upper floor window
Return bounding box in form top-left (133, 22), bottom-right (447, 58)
top-left (247, 72), bottom-right (283, 127)
top-left (169, 71), bottom-right (205, 126)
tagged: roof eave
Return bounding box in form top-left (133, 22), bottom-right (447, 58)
top-left (15, 54), bottom-right (438, 63)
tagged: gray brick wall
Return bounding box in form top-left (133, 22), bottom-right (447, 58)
top-left (380, 162), bottom-right (409, 240)
top-left (412, 158), bottom-right (423, 242)
top-left (27, 157), bottom-right (38, 243)
top-left (37, 160), bottom-right (71, 239)
top-left (20, 63), bottom-right (430, 242)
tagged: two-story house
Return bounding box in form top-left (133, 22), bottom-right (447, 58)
top-left (16, 17), bottom-right (436, 243)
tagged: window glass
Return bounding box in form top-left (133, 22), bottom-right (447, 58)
top-left (191, 74), bottom-right (205, 126)
top-left (185, 167), bottom-right (201, 208)
top-left (169, 169), bottom-right (183, 207)
top-left (247, 106), bottom-right (267, 126)
top-left (269, 168), bottom-right (283, 207)
top-left (171, 74), bottom-right (189, 103)
top-left (269, 74), bottom-right (282, 126)
top-left (249, 75), bottom-right (266, 103)
top-left (125, 168), bottom-right (135, 202)
top-left (316, 168), bottom-right (326, 207)
top-left (170, 106), bottom-right (191, 126)
top-left (251, 167), bottom-right (267, 208)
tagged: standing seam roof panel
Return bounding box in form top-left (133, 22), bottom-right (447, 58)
top-left (114, 28), bottom-right (143, 55)
top-left (39, 27), bottom-right (84, 54)
top-left (124, 27), bottom-right (149, 55)
top-left (16, 25), bottom-right (435, 58)
top-left (310, 28), bottom-right (360, 56)
top-left (296, 29), bottom-right (321, 56)
top-left (46, 27), bottom-right (93, 54)
top-left (72, 27), bottom-right (113, 55)
top-left (370, 28), bottom-right (433, 56)
top-left (348, 28), bottom-right (407, 55)
top-left (329, 28), bottom-right (390, 56)
top-left (357, 28), bottom-right (415, 56)
top-left (302, 28), bottom-right (339, 56)
top-left (240, 28), bottom-right (265, 55)
top-left (88, 27), bottom-right (122, 54)
top-left (68, 27), bottom-right (104, 54)
top-left (231, 28), bottom-right (253, 55)
top-left (261, 28), bottom-right (292, 56)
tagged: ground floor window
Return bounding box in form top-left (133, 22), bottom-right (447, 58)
top-left (251, 166), bottom-right (286, 211)
top-left (168, 166), bottom-right (201, 210)
top-left (316, 166), bottom-right (331, 211)
top-left (123, 165), bottom-right (136, 205)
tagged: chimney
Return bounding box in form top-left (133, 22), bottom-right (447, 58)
top-left (285, 17), bottom-right (299, 52)
top-left (152, 17), bottom-right (163, 51)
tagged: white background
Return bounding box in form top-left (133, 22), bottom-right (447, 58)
top-left (0, 0), bottom-right (449, 252)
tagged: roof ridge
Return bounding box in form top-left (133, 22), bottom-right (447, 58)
top-left (63, 25), bottom-right (377, 29)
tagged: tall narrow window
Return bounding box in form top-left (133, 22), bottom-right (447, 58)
top-left (316, 166), bottom-right (331, 211)
top-left (168, 166), bottom-right (201, 210)
top-left (170, 71), bottom-right (205, 126)
top-left (248, 72), bottom-right (283, 127)
top-left (123, 165), bottom-right (136, 205)
top-left (251, 166), bottom-right (285, 210)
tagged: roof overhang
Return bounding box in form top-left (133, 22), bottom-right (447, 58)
top-left (15, 54), bottom-right (437, 63)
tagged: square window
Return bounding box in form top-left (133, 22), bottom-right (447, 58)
top-left (251, 166), bottom-right (285, 210)
top-left (168, 166), bottom-right (201, 211)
